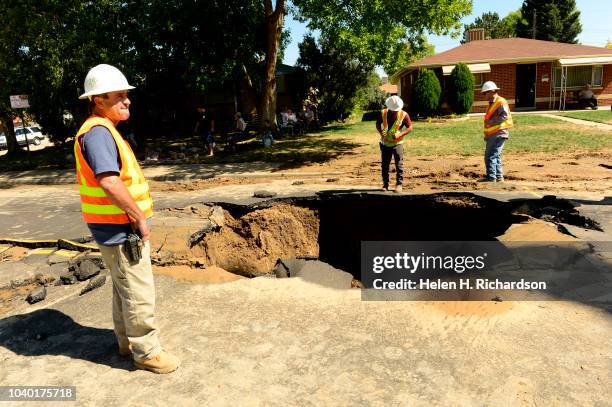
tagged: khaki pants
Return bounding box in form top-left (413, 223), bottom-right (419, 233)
top-left (97, 241), bottom-right (161, 359)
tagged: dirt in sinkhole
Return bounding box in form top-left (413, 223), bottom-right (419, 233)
top-left (193, 203), bottom-right (320, 277)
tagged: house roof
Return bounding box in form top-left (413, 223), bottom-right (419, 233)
top-left (276, 64), bottom-right (296, 76)
top-left (379, 83), bottom-right (397, 94)
top-left (393, 38), bottom-right (612, 80)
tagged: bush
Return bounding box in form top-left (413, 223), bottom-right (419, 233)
top-left (448, 63), bottom-right (475, 114)
top-left (411, 69), bottom-right (441, 117)
top-left (361, 111), bottom-right (380, 121)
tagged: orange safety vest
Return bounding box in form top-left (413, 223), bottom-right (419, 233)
top-left (74, 116), bottom-right (153, 224)
top-left (484, 95), bottom-right (513, 137)
top-left (381, 108), bottom-right (407, 147)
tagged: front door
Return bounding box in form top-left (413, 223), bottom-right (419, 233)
top-left (515, 64), bottom-right (536, 108)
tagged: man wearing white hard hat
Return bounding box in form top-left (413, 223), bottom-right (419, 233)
top-left (74, 64), bottom-right (179, 373)
top-left (375, 95), bottom-right (413, 192)
top-left (481, 81), bottom-right (513, 182)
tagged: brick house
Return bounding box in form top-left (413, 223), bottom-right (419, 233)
top-left (391, 37), bottom-right (612, 113)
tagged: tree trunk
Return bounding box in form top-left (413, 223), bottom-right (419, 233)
top-left (240, 64), bottom-right (259, 115)
top-left (0, 114), bottom-right (21, 156)
top-left (261, 0), bottom-right (285, 130)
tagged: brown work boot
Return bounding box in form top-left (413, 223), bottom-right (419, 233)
top-left (394, 185), bottom-right (403, 193)
top-left (134, 350), bottom-right (180, 374)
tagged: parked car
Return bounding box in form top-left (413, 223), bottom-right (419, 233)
top-left (15, 126), bottom-right (45, 146)
top-left (0, 132), bottom-right (7, 149)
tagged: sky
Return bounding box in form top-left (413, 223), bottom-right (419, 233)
top-left (282, 0), bottom-right (612, 73)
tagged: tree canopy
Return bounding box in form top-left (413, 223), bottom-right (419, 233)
top-left (461, 12), bottom-right (517, 43)
top-left (291, 0), bottom-right (471, 75)
top-left (0, 0), bottom-right (266, 152)
top-left (0, 0), bottom-right (473, 156)
top-left (515, 0), bottom-right (582, 43)
top-left (297, 35), bottom-right (375, 121)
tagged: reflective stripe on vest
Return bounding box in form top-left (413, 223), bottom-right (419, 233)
top-left (74, 116), bottom-right (153, 224)
top-left (484, 96), bottom-right (513, 136)
top-left (381, 108), bottom-right (406, 146)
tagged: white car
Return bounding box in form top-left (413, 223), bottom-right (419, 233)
top-left (15, 126), bottom-right (45, 146)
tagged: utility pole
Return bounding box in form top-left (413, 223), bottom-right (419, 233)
top-left (532, 11), bottom-right (537, 39)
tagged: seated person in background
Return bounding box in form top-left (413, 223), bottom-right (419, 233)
top-left (286, 108), bottom-right (303, 134)
top-left (302, 105), bottom-right (315, 132)
top-left (226, 112), bottom-right (247, 152)
top-left (280, 106), bottom-right (290, 126)
top-left (578, 84), bottom-right (598, 110)
top-left (234, 112), bottom-right (246, 132)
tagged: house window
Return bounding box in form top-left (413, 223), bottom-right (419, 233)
top-left (554, 65), bottom-right (603, 89)
top-left (473, 73), bottom-right (485, 88)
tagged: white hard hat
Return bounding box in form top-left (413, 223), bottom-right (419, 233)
top-left (481, 81), bottom-right (499, 93)
top-left (79, 64), bottom-right (135, 99)
top-left (385, 95), bottom-right (404, 111)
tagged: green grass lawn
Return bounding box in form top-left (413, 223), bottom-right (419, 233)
top-left (321, 114), bottom-right (612, 156)
top-left (560, 109), bottom-right (612, 125)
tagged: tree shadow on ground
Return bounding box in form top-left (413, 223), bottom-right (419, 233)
top-left (220, 134), bottom-right (364, 172)
top-left (0, 309), bottom-right (134, 371)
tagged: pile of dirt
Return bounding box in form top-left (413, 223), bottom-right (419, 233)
top-left (434, 195), bottom-right (482, 208)
top-left (197, 204), bottom-right (319, 276)
top-left (153, 265), bottom-right (245, 283)
top-left (498, 218), bottom-right (576, 241)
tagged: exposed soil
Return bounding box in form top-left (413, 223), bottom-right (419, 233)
top-left (0, 283), bottom-right (38, 315)
top-left (0, 246), bottom-right (29, 262)
top-left (150, 152), bottom-right (612, 195)
top-left (153, 265), bottom-right (245, 283)
top-left (196, 204), bottom-right (319, 276)
top-left (497, 218), bottom-right (577, 242)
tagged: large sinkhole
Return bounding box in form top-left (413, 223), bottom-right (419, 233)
top-left (155, 192), bottom-right (601, 279)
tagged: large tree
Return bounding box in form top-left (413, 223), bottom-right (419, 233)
top-left (0, 0), bottom-right (266, 156)
top-left (297, 35), bottom-right (375, 121)
top-left (515, 0), bottom-right (582, 43)
top-left (461, 12), bottom-right (515, 43)
top-left (259, 0), bottom-right (472, 125)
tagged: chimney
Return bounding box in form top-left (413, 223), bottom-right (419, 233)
top-left (464, 28), bottom-right (485, 43)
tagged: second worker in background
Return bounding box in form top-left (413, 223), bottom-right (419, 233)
top-left (376, 96), bottom-right (413, 193)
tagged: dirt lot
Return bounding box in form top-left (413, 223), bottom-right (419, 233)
top-left (150, 150), bottom-right (612, 195)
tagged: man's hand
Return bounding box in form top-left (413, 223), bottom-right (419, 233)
top-left (97, 172), bottom-right (150, 241)
top-left (133, 218), bottom-right (151, 242)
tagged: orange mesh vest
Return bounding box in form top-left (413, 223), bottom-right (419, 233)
top-left (484, 96), bottom-right (513, 136)
top-left (381, 108), bottom-right (407, 147)
top-left (74, 116), bottom-right (153, 224)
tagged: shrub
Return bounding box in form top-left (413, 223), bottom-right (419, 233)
top-left (361, 111), bottom-right (380, 121)
top-left (411, 69), bottom-right (441, 117)
top-left (448, 63), bottom-right (475, 114)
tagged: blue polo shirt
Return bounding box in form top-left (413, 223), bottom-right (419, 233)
top-left (80, 126), bottom-right (150, 246)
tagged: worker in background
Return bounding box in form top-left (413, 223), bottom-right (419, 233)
top-left (75, 64), bottom-right (179, 374)
top-left (481, 81), bottom-right (513, 182)
top-left (376, 95), bottom-right (413, 192)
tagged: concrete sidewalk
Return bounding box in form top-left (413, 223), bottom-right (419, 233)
top-left (541, 113), bottom-right (612, 130)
